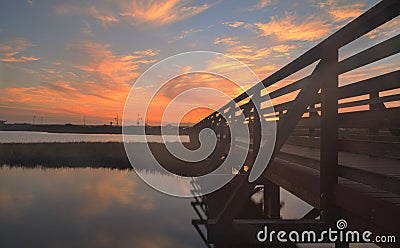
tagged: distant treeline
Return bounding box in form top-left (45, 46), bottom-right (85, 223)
top-left (0, 123), bottom-right (193, 135)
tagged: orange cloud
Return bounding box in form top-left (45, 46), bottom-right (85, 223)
top-left (317, 1), bottom-right (365, 23)
top-left (95, 15), bottom-right (120, 26)
top-left (69, 41), bottom-right (158, 87)
top-left (253, 64), bottom-right (279, 78)
top-left (55, 0), bottom-right (209, 27)
top-left (119, 0), bottom-right (209, 26)
top-left (222, 21), bottom-right (245, 28)
top-left (213, 37), bottom-right (240, 46)
top-left (55, 4), bottom-right (119, 27)
top-left (328, 3), bottom-right (364, 22)
top-left (226, 45), bottom-right (272, 65)
top-left (0, 42), bottom-right (160, 124)
top-left (210, 37), bottom-right (285, 79)
top-left (169, 29), bottom-right (202, 43)
top-left (255, 15), bottom-right (331, 41)
top-left (271, 44), bottom-right (297, 53)
top-left (258, 0), bottom-right (273, 8)
top-left (244, 0), bottom-right (274, 11)
top-left (0, 38), bottom-right (39, 63)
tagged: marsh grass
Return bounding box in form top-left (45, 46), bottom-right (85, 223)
top-left (0, 142), bottom-right (216, 175)
top-left (0, 142), bottom-right (132, 169)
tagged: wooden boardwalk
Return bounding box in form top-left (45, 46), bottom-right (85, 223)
top-left (189, 1), bottom-right (400, 247)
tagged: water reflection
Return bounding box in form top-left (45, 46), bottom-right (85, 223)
top-left (0, 166), bottom-right (203, 248)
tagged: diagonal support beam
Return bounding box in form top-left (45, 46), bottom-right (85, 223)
top-left (302, 208), bottom-right (320, 220)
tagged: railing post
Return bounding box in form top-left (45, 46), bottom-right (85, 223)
top-left (309, 104), bottom-right (318, 137)
top-left (320, 49), bottom-right (339, 224)
top-left (251, 87), bottom-right (281, 219)
top-left (189, 126), bottom-right (201, 148)
top-left (226, 102), bottom-right (235, 142)
top-left (252, 91), bottom-right (261, 164)
top-left (264, 180), bottom-right (280, 218)
top-left (369, 92), bottom-right (382, 135)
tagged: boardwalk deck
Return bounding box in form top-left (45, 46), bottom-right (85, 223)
top-left (273, 142), bottom-right (400, 231)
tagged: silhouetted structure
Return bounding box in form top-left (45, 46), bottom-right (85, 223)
top-left (189, 1), bottom-right (400, 247)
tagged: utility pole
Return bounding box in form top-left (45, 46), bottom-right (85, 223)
top-left (114, 114), bottom-right (119, 126)
top-left (84, 115), bottom-right (86, 126)
top-left (40, 116), bottom-right (43, 125)
top-left (32, 115), bottom-right (36, 125)
top-left (136, 113), bottom-right (142, 126)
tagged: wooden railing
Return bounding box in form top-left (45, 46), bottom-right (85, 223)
top-left (191, 0), bottom-right (400, 227)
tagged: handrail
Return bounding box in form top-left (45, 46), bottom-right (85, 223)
top-left (194, 0), bottom-right (400, 129)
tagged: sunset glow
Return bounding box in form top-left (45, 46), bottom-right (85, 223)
top-left (0, 0), bottom-right (398, 125)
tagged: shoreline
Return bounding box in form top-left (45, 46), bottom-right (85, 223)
top-left (0, 123), bottom-right (192, 135)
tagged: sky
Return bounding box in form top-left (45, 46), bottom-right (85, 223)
top-left (0, 0), bottom-right (398, 125)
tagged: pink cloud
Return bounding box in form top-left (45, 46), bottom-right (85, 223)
top-left (119, 0), bottom-right (209, 26)
top-left (0, 39), bottom-right (39, 63)
top-left (214, 37), bottom-right (240, 46)
top-left (328, 3), bottom-right (364, 22)
top-left (255, 15), bottom-right (331, 41)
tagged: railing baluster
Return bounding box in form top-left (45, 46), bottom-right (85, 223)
top-left (320, 49), bottom-right (339, 224)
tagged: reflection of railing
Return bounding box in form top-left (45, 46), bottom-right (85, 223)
top-left (190, 179), bottom-right (211, 248)
top-left (191, 0), bottom-right (400, 246)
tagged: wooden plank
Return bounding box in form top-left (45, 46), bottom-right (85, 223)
top-left (264, 156), bottom-right (400, 236)
top-left (338, 94), bottom-right (400, 110)
top-left (265, 158), bottom-right (400, 232)
top-left (339, 139), bottom-right (400, 159)
top-left (265, 158), bottom-right (321, 209)
top-left (282, 144), bottom-right (400, 170)
top-left (277, 151), bottom-right (320, 170)
top-left (267, 76), bottom-right (308, 99)
top-left (297, 107), bottom-right (400, 128)
top-left (338, 98), bottom-right (371, 109)
top-left (286, 136), bottom-right (400, 159)
top-left (282, 144), bottom-right (399, 171)
top-left (286, 136), bottom-right (320, 148)
top-left (339, 165), bottom-right (400, 195)
top-left (278, 148), bottom-right (400, 195)
top-left (335, 184), bottom-right (400, 235)
top-left (338, 134), bottom-right (400, 143)
top-left (338, 34), bottom-right (400, 74)
top-left (337, 70), bottom-right (399, 98)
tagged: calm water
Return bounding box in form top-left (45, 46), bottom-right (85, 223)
top-left (0, 131), bottom-right (189, 143)
top-left (0, 165), bottom-right (320, 248)
top-left (0, 166), bottom-right (202, 248)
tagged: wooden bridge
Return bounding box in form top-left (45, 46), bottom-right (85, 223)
top-left (189, 1), bottom-right (400, 247)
